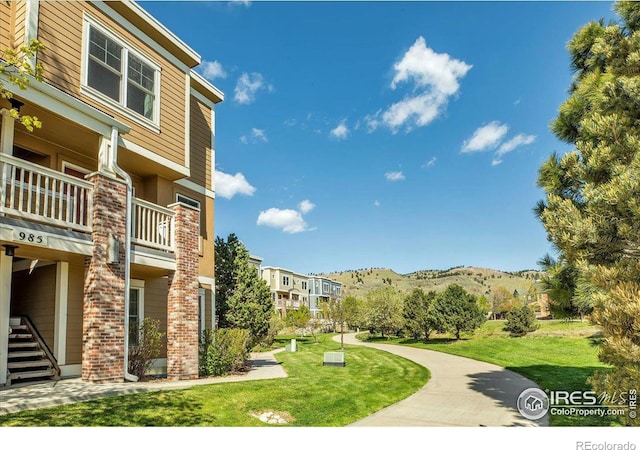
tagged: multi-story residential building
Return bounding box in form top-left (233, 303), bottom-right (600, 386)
top-left (248, 254), bottom-right (263, 273)
top-left (0, 1), bottom-right (221, 386)
top-left (308, 275), bottom-right (342, 318)
top-left (260, 266), bottom-right (343, 318)
top-left (261, 266), bottom-right (310, 317)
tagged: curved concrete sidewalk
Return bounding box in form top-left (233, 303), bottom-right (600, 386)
top-left (337, 333), bottom-right (547, 427)
top-left (0, 348), bottom-right (287, 416)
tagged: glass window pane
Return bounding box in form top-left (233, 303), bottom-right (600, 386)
top-left (128, 55), bottom-right (155, 92)
top-left (88, 59), bottom-right (121, 101)
top-left (129, 289), bottom-right (140, 345)
top-left (127, 82), bottom-right (154, 120)
top-left (89, 27), bottom-right (121, 71)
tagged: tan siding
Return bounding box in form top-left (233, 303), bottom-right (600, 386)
top-left (37, 1), bottom-right (188, 168)
top-left (11, 265), bottom-right (56, 351)
top-left (0, 2), bottom-right (11, 50)
top-left (189, 97), bottom-right (212, 190)
top-left (143, 277), bottom-right (168, 359)
top-left (13, 0), bottom-right (26, 48)
top-left (65, 261), bottom-right (86, 365)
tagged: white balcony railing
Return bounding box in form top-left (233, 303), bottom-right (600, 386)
top-left (131, 197), bottom-right (175, 252)
top-left (0, 153), bottom-right (93, 232)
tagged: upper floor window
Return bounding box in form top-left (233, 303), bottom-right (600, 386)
top-left (301, 281), bottom-right (307, 291)
top-left (84, 18), bottom-right (160, 128)
top-left (283, 276), bottom-right (289, 286)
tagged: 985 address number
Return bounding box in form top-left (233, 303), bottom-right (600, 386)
top-left (16, 230), bottom-right (47, 246)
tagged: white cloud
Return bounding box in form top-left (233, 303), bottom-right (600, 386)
top-left (391, 36), bottom-right (472, 95)
top-left (422, 157), bottom-right (437, 168)
top-left (200, 60), bottom-right (227, 81)
top-left (330, 120), bottom-right (349, 140)
top-left (370, 36), bottom-right (472, 133)
top-left (240, 128), bottom-right (268, 144)
top-left (234, 72), bottom-right (267, 105)
top-left (230, 0), bottom-right (251, 6)
top-left (215, 170), bottom-right (256, 199)
top-left (257, 208), bottom-right (313, 234)
top-left (298, 199), bottom-right (315, 214)
top-left (385, 171), bottom-right (406, 181)
top-left (374, 200), bottom-right (381, 207)
top-left (251, 128), bottom-right (267, 142)
top-left (461, 121), bottom-right (509, 153)
top-left (492, 133), bottom-right (536, 166)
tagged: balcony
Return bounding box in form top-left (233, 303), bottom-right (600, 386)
top-left (131, 198), bottom-right (175, 252)
top-left (1, 153), bottom-right (175, 253)
top-left (0, 153), bottom-right (92, 232)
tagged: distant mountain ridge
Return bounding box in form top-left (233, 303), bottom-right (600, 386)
top-left (319, 266), bottom-right (543, 298)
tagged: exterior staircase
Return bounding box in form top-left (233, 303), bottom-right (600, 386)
top-left (7, 317), bottom-right (60, 385)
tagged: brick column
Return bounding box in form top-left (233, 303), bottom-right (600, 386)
top-left (166, 202), bottom-right (200, 380)
top-left (82, 173), bottom-right (127, 383)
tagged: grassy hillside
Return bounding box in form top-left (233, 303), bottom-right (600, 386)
top-left (322, 266), bottom-right (543, 298)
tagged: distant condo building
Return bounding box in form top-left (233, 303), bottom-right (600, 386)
top-left (258, 264), bottom-right (343, 317)
top-left (308, 276), bottom-right (343, 318)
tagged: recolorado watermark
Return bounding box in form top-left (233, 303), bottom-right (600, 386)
top-left (576, 442), bottom-right (636, 450)
top-left (517, 387), bottom-right (637, 420)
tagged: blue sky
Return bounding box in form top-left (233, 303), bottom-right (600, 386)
top-left (142, 1), bottom-right (616, 275)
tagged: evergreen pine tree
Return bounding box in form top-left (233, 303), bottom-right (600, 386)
top-left (536, 1), bottom-right (640, 423)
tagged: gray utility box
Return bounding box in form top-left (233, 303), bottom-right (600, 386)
top-left (323, 351), bottom-right (346, 367)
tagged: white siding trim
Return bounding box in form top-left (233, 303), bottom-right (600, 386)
top-left (185, 73), bottom-right (190, 169)
top-left (91, 1), bottom-right (192, 73)
top-left (198, 287), bottom-right (205, 335)
top-left (119, 137), bottom-right (189, 177)
top-left (0, 73), bottom-right (130, 136)
top-left (24, 0), bottom-right (40, 68)
top-left (0, 110), bottom-right (16, 155)
top-left (54, 261), bottom-right (69, 365)
top-left (0, 252), bottom-right (12, 385)
top-left (198, 275), bottom-right (215, 286)
top-left (190, 89), bottom-right (216, 110)
top-left (114, 0), bottom-right (200, 63)
top-left (60, 364), bottom-right (82, 378)
top-left (175, 179), bottom-right (214, 199)
top-left (0, 225), bottom-right (93, 256)
top-left (211, 106), bottom-right (216, 196)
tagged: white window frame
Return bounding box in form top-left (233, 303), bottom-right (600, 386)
top-left (129, 279), bottom-right (145, 346)
top-left (283, 276), bottom-right (289, 286)
top-left (81, 14), bottom-right (162, 132)
top-left (198, 288), bottom-right (206, 335)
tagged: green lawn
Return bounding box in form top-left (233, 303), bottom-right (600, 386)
top-left (0, 334), bottom-right (429, 427)
top-left (362, 320), bottom-right (612, 426)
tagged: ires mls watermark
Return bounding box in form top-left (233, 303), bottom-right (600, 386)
top-left (517, 387), bottom-right (637, 420)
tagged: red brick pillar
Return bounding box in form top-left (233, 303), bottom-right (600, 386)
top-left (82, 173), bottom-right (127, 383)
top-left (166, 202), bottom-right (200, 380)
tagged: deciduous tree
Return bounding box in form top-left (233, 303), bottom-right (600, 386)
top-left (362, 287), bottom-right (403, 337)
top-left (1, 39), bottom-right (44, 131)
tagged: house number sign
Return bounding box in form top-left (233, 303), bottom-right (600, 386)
top-left (14, 228), bottom-right (48, 247)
